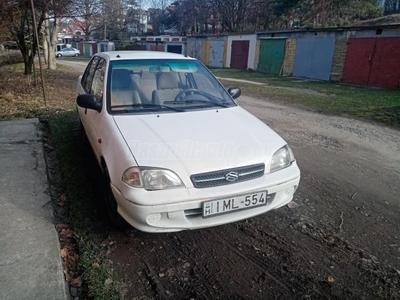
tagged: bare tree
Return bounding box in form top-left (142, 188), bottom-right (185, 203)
top-left (70, 0), bottom-right (104, 40)
top-left (0, 0), bottom-right (46, 74)
top-left (44, 0), bottom-right (73, 69)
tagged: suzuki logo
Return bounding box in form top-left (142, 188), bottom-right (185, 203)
top-left (225, 171), bottom-right (239, 182)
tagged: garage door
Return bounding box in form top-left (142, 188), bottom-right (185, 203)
top-left (343, 37), bottom-right (400, 89)
top-left (167, 45), bottom-right (182, 54)
top-left (209, 41), bottom-right (224, 68)
top-left (150, 45), bottom-right (164, 52)
top-left (188, 40), bottom-right (204, 61)
top-left (257, 39), bottom-right (286, 75)
top-left (293, 37), bottom-right (336, 81)
top-left (231, 41), bottom-right (249, 70)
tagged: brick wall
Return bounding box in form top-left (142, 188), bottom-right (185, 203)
top-left (330, 39), bottom-right (348, 81)
top-left (281, 39), bottom-right (296, 76)
top-left (254, 40), bottom-right (261, 70)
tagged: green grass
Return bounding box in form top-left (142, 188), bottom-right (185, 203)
top-left (213, 69), bottom-right (400, 126)
top-left (48, 112), bottom-right (120, 300)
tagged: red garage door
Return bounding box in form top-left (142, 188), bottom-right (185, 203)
top-left (369, 38), bottom-right (400, 89)
top-left (231, 41), bottom-right (249, 70)
top-left (342, 37), bottom-right (400, 89)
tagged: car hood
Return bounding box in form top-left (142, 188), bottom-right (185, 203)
top-left (113, 106), bottom-right (286, 186)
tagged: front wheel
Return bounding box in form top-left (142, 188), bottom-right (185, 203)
top-left (56, 54), bottom-right (61, 58)
top-left (102, 172), bottom-right (130, 229)
top-left (74, 53), bottom-right (79, 57)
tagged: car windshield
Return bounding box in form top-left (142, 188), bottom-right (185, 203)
top-left (108, 59), bottom-right (236, 114)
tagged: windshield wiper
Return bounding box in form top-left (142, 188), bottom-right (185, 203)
top-left (163, 100), bottom-right (230, 108)
top-left (111, 103), bottom-right (184, 112)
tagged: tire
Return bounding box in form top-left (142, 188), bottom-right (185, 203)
top-left (56, 54), bottom-right (61, 58)
top-left (74, 53), bottom-right (79, 57)
top-left (80, 121), bottom-right (88, 145)
top-left (102, 171), bottom-right (130, 229)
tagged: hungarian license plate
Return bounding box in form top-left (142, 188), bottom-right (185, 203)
top-left (203, 191), bottom-right (267, 218)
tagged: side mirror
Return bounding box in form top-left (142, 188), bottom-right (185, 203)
top-left (77, 94), bottom-right (102, 113)
top-left (228, 87), bottom-right (241, 99)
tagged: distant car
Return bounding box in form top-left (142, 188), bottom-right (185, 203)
top-left (55, 47), bottom-right (80, 57)
top-left (76, 51), bottom-right (301, 232)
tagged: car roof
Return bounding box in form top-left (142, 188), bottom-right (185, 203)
top-left (97, 51), bottom-right (195, 61)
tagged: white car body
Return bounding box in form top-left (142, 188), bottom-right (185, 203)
top-left (55, 47), bottom-right (80, 57)
top-left (77, 51), bottom-right (300, 232)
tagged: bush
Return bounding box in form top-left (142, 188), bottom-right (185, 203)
top-left (0, 50), bottom-right (24, 67)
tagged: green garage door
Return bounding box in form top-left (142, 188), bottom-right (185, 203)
top-left (258, 39), bottom-right (286, 75)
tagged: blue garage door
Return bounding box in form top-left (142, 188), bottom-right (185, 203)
top-left (293, 37), bottom-right (335, 81)
top-left (209, 41), bottom-right (224, 68)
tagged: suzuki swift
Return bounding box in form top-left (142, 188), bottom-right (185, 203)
top-left (77, 51), bottom-right (300, 232)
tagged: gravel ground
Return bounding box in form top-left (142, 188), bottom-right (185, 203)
top-left (101, 95), bottom-right (400, 299)
top-left (54, 60), bottom-right (400, 298)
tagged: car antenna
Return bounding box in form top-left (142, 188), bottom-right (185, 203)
top-left (116, 54), bottom-right (121, 58)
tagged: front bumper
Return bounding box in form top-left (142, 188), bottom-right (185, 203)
top-left (112, 168), bottom-right (300, 232)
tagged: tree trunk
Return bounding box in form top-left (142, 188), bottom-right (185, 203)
top-left (47, 16), bottom-right (58, 70)
top-left (23, 53), bottom-right (32, 75)
top-left (43, 17), bottom-right (49, 65)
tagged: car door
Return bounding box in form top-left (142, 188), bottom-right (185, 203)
top-left (63, 48), bottom-right (71, 56)
top-left (78, 56), bottom-right (107, 159)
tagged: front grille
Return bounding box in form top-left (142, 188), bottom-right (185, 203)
top-left (190, 163), bottom-right (265, 188)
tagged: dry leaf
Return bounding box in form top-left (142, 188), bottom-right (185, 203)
top-left (71, 276), bottom-right (82, 287)
top-left (326, 276), bottom-right (335, 284)
top-left (60, 248), bottom-right (69, 259)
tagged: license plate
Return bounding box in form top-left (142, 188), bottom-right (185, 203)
top-left (202, 191), bottom-right (268, 218)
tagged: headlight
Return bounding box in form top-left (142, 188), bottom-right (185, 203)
top-left (270, 145), bottom-right (295, 173)
top-left (122, 167), bottom-right (184, 191)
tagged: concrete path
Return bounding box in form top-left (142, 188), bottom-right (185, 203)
top-left (0, 119), bottom-right (67, 300)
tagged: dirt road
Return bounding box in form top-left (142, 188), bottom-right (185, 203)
top-left (101, 96), bottom-right (400, 299)
top-left (57, 60), bottom-right (400, 298)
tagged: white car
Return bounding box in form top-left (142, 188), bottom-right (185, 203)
top-left (55, 47), bottom-right (80, 57)
top-left (77, 51), bottom-right (300, 232)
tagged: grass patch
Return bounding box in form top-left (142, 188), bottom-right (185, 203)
top-left (0, 63), bottom-right (79, 120)
top-left (214, 69), bottom-right (400, 127)
top-left (48, 111), bottom-right (121, 300)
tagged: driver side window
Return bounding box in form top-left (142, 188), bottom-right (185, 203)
top-left (91, 59), bottom-right (106, 102)
top-left (82, 57), bottom-right (99, 93)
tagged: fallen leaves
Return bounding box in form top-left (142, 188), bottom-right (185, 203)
top-left (56, 223), bottom-right (81, 287)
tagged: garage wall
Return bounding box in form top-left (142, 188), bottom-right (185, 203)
top-left (293, 37), bottom-right (336, 81)
top-left (226, 34), bottom-right (257, 70)
top-left (330, 39), bottom-right (349, 81)
top-left (281, 39), bottom-right (297, 76)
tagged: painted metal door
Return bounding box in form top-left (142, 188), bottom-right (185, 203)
top-left (293, 37), bottom-right (336, 81)
top-left (258, 39), bottom-right (286, 75)
top-left (167, 45), bottom-right (182, 54)
top-left (342, 38), bottom-right (376, 86)
top-left (369, 38), bottom-right (400, 89)
top-left (150, 45), bottom-right (164, 52)
top-left (231, 40), bottom-right (249, 70)
top-left (342, 37), bottom-right (400, 89)
top-left (209, 41), bottom-right (224, 68)
top-left (189, 40), bottom-right (203, 61)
